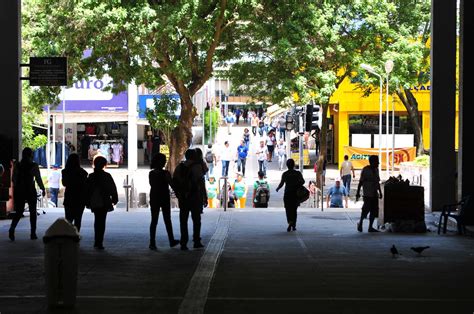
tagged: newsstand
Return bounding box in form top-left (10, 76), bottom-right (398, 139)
top-left (382, 176), bottom-right (426, 233)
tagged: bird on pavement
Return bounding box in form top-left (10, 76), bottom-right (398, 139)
top-left (411, 246), bottom-right (430, 255)
top-left (390, 245), bottom-right (400, 258)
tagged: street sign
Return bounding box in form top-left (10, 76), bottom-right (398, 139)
top-left (29, 57), bottom-right (67, 86)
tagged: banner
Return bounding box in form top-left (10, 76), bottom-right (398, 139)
top-left (343, 146), bottom-right (416, 170)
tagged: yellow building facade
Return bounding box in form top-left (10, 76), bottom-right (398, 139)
top-left (329, 77), bottom-right (459, 167)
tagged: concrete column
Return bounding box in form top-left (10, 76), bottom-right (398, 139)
top-left (430, 0), bottom-right (457, 210)
top-left (0, 1), bottom-right (21, 165)
top-left (127, 83), bottom-right (138, 171)
top-left (459, 0), bottom-right (474, 202)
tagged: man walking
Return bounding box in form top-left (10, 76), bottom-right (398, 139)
top-left (340, 155), bottom-right (355, 195)
top-left (355, 155), bottom-right (383, 232)
top-left (256, 140), bottom-right (268, 178)
top-left (220, 141), bottom-right (233, 177)
top-left (236, 140), bottom-right (249, 177)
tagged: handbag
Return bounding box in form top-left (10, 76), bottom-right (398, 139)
top-left (296, 185), bottom-right (310, 204)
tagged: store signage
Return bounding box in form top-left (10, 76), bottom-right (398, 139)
top-left (29, 57), bottom-right (67, 86)
top-left (343, 146), bottom-right (416, 170)
top-left (138, 94), bottom-right (181, 119)
top-left (47, 75), bottom-right (128, 112)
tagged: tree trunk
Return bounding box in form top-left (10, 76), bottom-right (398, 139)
top-left (168, 95), bottom-right (195, 173)
top-left (316, 102), bottom-right (330, 189)
top-left (397, 89), bottom-right (425, 156)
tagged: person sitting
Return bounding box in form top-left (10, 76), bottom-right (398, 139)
top-left (206, 177), bottom-right (219, 208)
top-left (326, 177), bottom-right (348, 208)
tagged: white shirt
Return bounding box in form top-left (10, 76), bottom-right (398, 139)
top-left (220, 145), bottom-right (234, 161)
top-left (341, 161), bottom-right (353, 176)
top-left (257, 146), bottom-right (268, 161)
top-left (48, 170), bottom-right (61, 189)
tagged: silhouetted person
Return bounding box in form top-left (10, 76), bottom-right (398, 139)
top-left (194, 147), bottom-right (209, 212)
top-left (9, 147), bottom-right (46, 241)
top-left (356, 155), bottom-right (382, 232)
top-left (173, 149), bottom-right (205, 250)
top-left (276, 159), bottom-right (305, 232)
top-left (62, 153), bottom-right (88, 232)
top-left (86, 156), bottom-right (118, 249)
top-left (149, 153), bottom-right (180, 250)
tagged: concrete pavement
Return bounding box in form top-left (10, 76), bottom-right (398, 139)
top-left (1, 207), bottom-right (473, 314)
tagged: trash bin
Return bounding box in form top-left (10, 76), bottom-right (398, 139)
top-left (43, 218), bottom-right (80, 308)
top-left (138, 192), bottom-right (147, 207)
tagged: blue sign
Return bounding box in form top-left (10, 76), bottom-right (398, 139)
top-left (138, 94), bottom-right (181, 119)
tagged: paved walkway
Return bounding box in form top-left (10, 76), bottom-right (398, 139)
top-left (1, 208), bottom-right (473, 314)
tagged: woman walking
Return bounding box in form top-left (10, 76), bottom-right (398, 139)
top-left (86, 156), bottom-right (118, 250)
top-left (276, 159), bottom-right (305, 232)
top-left (9, 147), bottom-right (46, 241)
top-left (149, 153), bottom-right (180, 250)
top-left (62, 153), bottom-right (88, 232)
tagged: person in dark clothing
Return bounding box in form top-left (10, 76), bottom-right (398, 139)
top-left (62, 153), bottom-right (88, 232)
top-left (194, 147), bottom-right (209, 212)
top-left (149, 153), bottom-right (180, 250)
top-left (276, 159), bottom-right (305, 232)
top-left (85, 156), bottom-right (118, 250)
top-left (9, 147), bottom-right (46, 241)
top-left (355, 155), bottom-right (383, 232)
top-left (172, 149), bottom-right (205, 251)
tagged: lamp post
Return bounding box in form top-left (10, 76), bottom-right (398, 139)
top-left (361, 63), bottom-right (383, 174)
top-left (385, 60), bottom-right (394, 177)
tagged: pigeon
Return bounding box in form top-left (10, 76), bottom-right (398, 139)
top-left (411, 246), bottom-right (430, 255)
top-left (390, 245), bottom-right (400, 257)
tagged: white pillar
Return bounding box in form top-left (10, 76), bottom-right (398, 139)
top-left (128, 83), bottom-right (138, 171)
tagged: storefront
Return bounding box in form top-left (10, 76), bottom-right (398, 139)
top-left (328, 79), bottom-right (447, 168)
top-left (45, 77), bottom-right (131, 168)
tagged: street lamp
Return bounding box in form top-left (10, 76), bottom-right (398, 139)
top-left (361, 63), bottom-right (383, 174)
top-left (385, 60), bottom-right (394, 177)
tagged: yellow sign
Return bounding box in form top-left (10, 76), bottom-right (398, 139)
top-left (343, 146), bottom-right (416, 170)
top-left (160, 145), bottom-right (170, 163)
top-left (291, 149), bottom-right (310, 166)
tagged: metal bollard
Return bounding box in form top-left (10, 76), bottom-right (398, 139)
top-left (43, 218), bottom-right (80, 308)
top-left (219, 176), bottom-right (228, 211)
top-left (123, 175), bottom-right (132, 212)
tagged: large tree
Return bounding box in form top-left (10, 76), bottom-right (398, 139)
top-left (226, 0), bottom-right (398, 175)
top-left (356, 0), bottom-right (431, 155)
top-left (23, 0), bottom-right (257, 170)
top-left (226, 0), bottom-right (431, 161)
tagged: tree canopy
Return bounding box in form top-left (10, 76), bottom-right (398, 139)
top-left (23, 0), bottom-right (259, 169)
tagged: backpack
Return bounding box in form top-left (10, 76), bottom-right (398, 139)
top-left (205, 150), bottom-right (214, 163)
top-left (172, 162), bottom-right (192, 199)
top-left (254, 181), bottom-right (270, 205)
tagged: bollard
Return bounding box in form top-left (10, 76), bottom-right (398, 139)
top-left (43, 218), bottom-right (80, 308)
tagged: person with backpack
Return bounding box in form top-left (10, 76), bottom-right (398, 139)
top-left (172, 149), bottom-right (205, 250)
top-left (252, 171), bottom-right (270, 208)
top-left (276, 159), bottom-right (305, 232)
top-left (149, 153), bottom-right (180, 250)
top-left (204, 144), bottom-right (216, 181)
top-left (85, 156), bottom-right (118, 250)
top-left (9, 147), bottom-right (46, 241)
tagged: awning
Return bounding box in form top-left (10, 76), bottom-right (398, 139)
top-left (267, 104), bottom-right (289, 119)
